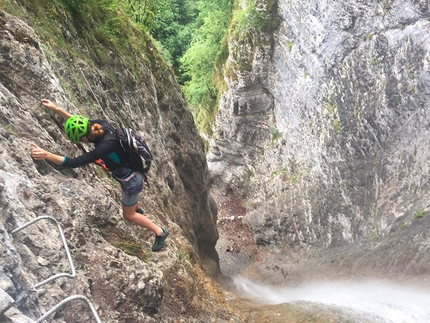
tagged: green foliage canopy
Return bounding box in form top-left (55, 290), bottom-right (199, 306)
top-left (180, 0), bottom-right (232, 133)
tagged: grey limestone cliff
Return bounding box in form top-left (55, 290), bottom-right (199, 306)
top-left (209, 0), bottom-right (430, 281)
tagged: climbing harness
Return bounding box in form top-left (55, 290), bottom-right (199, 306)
top-left (0, 69), bottom-right (108, 171)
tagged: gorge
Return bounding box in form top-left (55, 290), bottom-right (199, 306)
top-left (1, 0), bottom-right (430, 322)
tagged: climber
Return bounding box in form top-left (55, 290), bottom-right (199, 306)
top-left (30, 99), bottom-right (169, 251)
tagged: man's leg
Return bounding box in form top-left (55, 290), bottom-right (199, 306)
top-left (120, 172), bottom-right (169, 251)
top-left (122, 204), bottom-right (163, 236)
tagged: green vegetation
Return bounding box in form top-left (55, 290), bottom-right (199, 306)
top-left (180, 0), bottom-right (232, 134)
top-left (178, 249), bottom-right (191, 262)
top-left (143, 0), bottom-right (199, 83)
top-left (324, 100), bottom-right (342, 135)
top-left (398, 223), bottom-right (408, 231)
top-left (382, 0), bottom-right (392, 11)
top-left (284, 41), bottom-right (295, 52)
top-left (182, 0), bottom-right (279, 134)
top-left (371, 230), bottom-right (380, 241)
top-left (99, 225), bottom-right (150, 261)
top-left (270, 166), bottom-right (287, 180)
top-left (1, 0), bottom-right (161, 79)
top-left (269, 125), bottom-right (282, 144)
top-left (389, 223), bottom-right (408, 238)
top-left (413, 210), bottom-right (426, 219)
top-left (247, 169), bottom-right (254, 179)
top-left (3, 124), bottom-right (19, 136)
top-left (230, 0), bottom-right (266, 37)
top-left (112, 241), bottom-right (143, 256)
top-left (72, 248), bottom-right (92, 267)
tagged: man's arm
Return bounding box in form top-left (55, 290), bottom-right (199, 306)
top-left (31, 143), bottom-right (65, 165)
top-left (41, 98), bottom-right (73, 120)
top-left (31, 141), bottom-right (110, 169)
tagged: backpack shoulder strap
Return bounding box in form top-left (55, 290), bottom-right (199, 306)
top-left (98, 130), bottom-right (118, 143)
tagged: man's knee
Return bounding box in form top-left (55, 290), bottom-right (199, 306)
top-left (122, 206), bottom-right (136, 220)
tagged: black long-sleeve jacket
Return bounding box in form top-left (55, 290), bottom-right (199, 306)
top-left (62, 119), bottom-right (131, 178)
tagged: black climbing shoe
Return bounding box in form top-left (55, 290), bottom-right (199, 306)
top-left (152, 228), bottom-right (169, 251)
top-left (136, 206), bottom-right (144, 214)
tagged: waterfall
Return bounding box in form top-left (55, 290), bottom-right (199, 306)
top-left (233, 276), bottom-right (430, 323)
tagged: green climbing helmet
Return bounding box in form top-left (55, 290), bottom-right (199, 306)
top-left (64, 115), bottom-right (89, 143)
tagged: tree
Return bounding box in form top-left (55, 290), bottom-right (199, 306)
top-left (181, 0), bottom-right (232, 125)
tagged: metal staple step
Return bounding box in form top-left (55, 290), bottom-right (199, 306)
top-left (10, 216), bottom-right (103, 323)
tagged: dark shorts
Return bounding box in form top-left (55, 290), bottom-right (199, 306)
top-left (119, 172), bottom-right (143, 206)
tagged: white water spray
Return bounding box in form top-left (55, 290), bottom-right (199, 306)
top-left (233, 276), bottom-right (430, 323)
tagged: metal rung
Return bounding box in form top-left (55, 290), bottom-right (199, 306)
top-left (10, 216), bottom-right (103, 322)
top-left (35, 295), bottom-right (102, 323)
top-left (10, 216), bottom-right (76, 288)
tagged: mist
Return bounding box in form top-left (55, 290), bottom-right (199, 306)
top-left (233, 276), bottom-right (430, 323)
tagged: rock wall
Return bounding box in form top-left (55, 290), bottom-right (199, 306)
top-left (209, 0), bottom-right (430, 279)
top-left (0, 7), bottom-right (237, 323)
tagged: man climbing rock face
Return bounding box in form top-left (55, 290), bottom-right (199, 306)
top-left (31, 98), bottom-right (169, 252)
